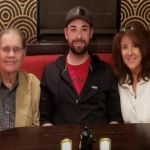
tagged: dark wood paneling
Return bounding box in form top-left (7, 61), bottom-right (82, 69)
top-left (36, 0), bottom-right (119, 53)
top-left (27, 39), bottom-right (113, 55)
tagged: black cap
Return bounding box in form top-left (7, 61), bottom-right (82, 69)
top-left (65, 6), bottom-right (92, 27)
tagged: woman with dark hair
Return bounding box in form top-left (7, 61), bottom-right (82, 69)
top-left (112, 24), bottom-right (150, 123)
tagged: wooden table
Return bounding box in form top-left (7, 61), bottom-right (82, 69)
top-left (0, 123), bottom-right (150, 150)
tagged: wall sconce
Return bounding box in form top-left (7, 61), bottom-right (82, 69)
top-left (99, 138), bottom-right (111, 150)
top-left (61, 138), bottom-right (72, 150)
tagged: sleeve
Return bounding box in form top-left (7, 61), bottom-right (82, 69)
top-left (105, 67), bottom-right (124, 123)
top-left (39, 69), bottom-right (54, 126)
top-left (31, 75), bottom-right (40, 126)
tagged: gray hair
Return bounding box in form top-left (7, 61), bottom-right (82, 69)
top-left (0, 28), bottom-right (26, 49)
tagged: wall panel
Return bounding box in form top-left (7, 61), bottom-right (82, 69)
top-left (0, 0), bottom-right (150, 43)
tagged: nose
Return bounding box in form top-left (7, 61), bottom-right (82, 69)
top-left (8, 49), bottom-right (15, 57)
top-left (127, 47), bottom-right (133, 55)
top-left (76, 31), bottom-right (82, 39)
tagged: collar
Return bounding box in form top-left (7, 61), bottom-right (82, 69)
top-left (0, 73), bottom-right (19, 89)
top-left (120, 77), bottom-right (149, 88)
top-left (56, 51), bottom-right (103, 73)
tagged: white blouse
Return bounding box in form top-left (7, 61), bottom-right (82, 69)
top-left (119, 79), bottom-right (150, 123)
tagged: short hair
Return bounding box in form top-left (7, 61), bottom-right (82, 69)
top-left (0, 28), bottom-right (26, 49)
top-left (112, 26), bottom-right (150, 85)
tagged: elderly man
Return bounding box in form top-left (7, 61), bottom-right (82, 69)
top-left (0, 28), bottom-right (40, 131)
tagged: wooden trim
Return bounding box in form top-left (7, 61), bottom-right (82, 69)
top-left (26, 42), bottom-right (113, 55)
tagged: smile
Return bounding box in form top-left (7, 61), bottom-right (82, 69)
top-left (5, 61), bottom-right (16, 64)
top-left (126, 58), bottom-right (136, 61)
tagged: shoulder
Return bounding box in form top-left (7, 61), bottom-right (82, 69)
top-left (19, 70), bottom-right (40, 84)
top-left (45, 54), bottom-right (66, 72)
top-left (91, 54), bottom-right (112, 73)
top-left (18, 70), bottom-right (40, 100)
top-left (91, 54), bottom-right (111, 66)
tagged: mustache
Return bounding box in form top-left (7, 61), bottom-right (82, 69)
top-left (72, 40), bottom-right (86, 43)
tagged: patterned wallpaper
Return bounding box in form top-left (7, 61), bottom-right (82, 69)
top-left (0, 0), bottom-right (36, 43)
top-left (0, 0), bottom-right (150, 43)
top-left (121, 0), bottom-right (150, 30)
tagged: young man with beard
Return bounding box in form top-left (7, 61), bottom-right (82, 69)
top-left (40, 6), bottom-right (123, 126)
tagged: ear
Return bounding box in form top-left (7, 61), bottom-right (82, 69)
top-left (64, 28), bottom-right (68, 40)
top-left (90, 27), bottom-right (94, 39)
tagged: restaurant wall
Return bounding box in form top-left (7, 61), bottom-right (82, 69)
top-left (0, 0), bottom-right (150, 43)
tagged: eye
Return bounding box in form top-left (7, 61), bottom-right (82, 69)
top-left (70, 28), bottom-right (76, 32)
top-left (133, 43), bottom-right (138, 47)
top-left (13, 47), bottom-right (22, 53)
top-left (1, 47), bottom-right (10, 53)
top-left (82, 28), bottom-right (88, 31)
top-left (121, 45), bottom-right (127, 49)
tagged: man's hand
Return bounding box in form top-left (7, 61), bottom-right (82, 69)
top-left (109, 121), bottom-right (119, 124)
top-left (42, 123), bottom-right (53, 126)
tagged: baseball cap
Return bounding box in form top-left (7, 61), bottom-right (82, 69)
top-left (65, 6), bottom-right (92, 27)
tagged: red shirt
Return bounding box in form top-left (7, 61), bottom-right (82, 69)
top-left (67, 57), bottom-right (91, 95)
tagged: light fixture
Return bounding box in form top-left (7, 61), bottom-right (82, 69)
top-left (99, 138), bottom-right (111, 150)
top-left (61, 138), bottom-right (72, 150)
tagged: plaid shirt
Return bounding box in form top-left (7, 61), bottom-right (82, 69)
top-left (0, 79), bottom-right (18, 131)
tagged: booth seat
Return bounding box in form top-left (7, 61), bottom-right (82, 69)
top-left (21, 53), bottom-right (114, 80)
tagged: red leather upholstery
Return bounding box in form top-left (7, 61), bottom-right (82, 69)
top-left (21, 53), bottom-right (114, 80)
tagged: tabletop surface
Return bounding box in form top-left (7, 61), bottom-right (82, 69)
top-left (0, 123), bottom-right (150, 150)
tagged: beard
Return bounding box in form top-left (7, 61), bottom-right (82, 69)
top-left (68, 40), bottom-right (89, 55)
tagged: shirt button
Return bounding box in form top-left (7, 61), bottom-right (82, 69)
top-left (6, 111), bottom-right (10, 114)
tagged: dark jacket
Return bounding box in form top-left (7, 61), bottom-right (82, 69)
top-left (40, 53), bottom-right (123, 125)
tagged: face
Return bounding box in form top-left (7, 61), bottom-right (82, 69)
top-left (64, 19), bottom-right (93, 55)
top-left (120, 35), bottom-right (142, 73)
top-left (0, 31), bottom-right (26, 73)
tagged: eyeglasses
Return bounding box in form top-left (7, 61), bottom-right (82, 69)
top-left (0, 47), bottom-right (24, 55)
top-left (119, 25), bottom-right (141, 32)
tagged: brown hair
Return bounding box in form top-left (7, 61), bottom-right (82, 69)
top-left (0, 28), bottom-right (26, 49)
top-left (112, 28), bottom-right (150, 85)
